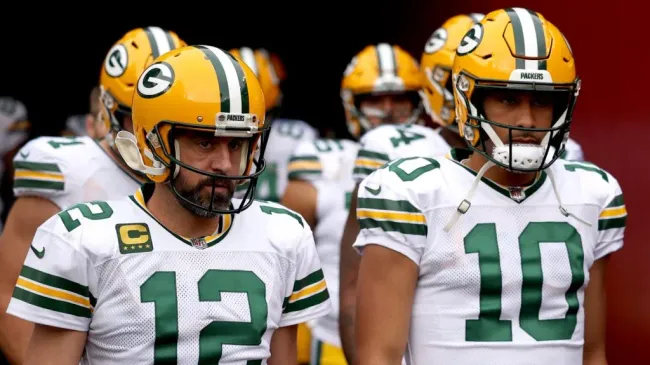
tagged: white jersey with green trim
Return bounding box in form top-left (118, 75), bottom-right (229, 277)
top-left (352, 123), bottom-right (450, 183)
top-left (563, 138), bottom-right (584, 162)
top-left (236, 118), bottom-right (318, 203)
top-left (287, 138), bottom-right (359, 183)
top-left (353, 149), bottom-right (626, 365)
top-left (287, 138), bottom-right (359, 346)
top-left (6, 184), bottom-right (331, 364)
top-left (12, 135), bottom-right (141, 210)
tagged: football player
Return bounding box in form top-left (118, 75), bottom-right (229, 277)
top-left (6, 44), bottom-right (330, 364)
top-left (0, 97), bottom-right (30, 232)
top-left (0, 26), bottom-right (185, 364)
top-left (337, 15), bottom-right (483, 362)
top-left (283, 43), bottom-right (422, 365)
top-left (231, 47), bottom-right (318, 204)
top-left (353, 8), bottom-right (625, 365)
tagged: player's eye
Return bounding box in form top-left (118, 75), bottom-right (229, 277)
top-left (228, 139), bottom-right (243, 151)
top-left (198, 140), bottom-right (212, 149)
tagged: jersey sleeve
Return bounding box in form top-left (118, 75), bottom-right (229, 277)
top-left (12, 137), bottom-right (84, 209)
top-left (6, 216), bottom-right (96, 332)
top-left (280, 222), bottom-right (331, 327)
top-left (352, 129), bottom-right (392, 183)
top-left (352, 163), bottom-right (429, 265)
top-left (595, 171), bottom-right (627, 260)
top-left (287, 139), bottom-right (324, 183)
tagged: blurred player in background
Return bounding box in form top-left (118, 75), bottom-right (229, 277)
top-left (283, 43), bottom-right (422, 365)
top-left (0, 26), bottom-right (185, 364)
top-left (337, 15), bottom-right (484, 363)
top-left (231, 47), bottom-right (318, 204)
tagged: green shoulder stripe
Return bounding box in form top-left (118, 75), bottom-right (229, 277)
top-left (283, 269), bottom-right (329, 313)
top-left (287, 155), bottom-right (322, 180)
top-left (598, 194), bottom-right (627, 231)
top-left (357, 197), bottom-right (428, 236)
top-left (13, 266), bottom-right (92, 318)
top-left (13, 160), bottom-right (64, 191)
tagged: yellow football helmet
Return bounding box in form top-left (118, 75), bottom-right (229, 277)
top-left (341, 43), bottom-right (423, 139)
top-left (452, 7), bottom-right (580, 172)
top-left (229, 47), bottom-right (282, 114)
top-left (420, 13), bottom-right (484, 129)
top-left (99, 26), bottom-right (186, 140)
top-left (115, 45), bottom-right (268, 214)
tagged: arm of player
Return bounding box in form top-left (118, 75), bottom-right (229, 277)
top-left (338, 183), bottom-right (361, 364)
top-left (281, 180), bottom-right (318, 230)
top-left (353, 170), bottom-right (428, 365)
top-left (0, 197), bottom-right (61, 365)
top-left (24, 324), bottom-right (86, 365)
top-left (279, 222), bottom-right (331, 328)
top-left (267, 325), bottom-right (297, 365)
top-left (583, 256), bottom-right (608, 365)
top-left (5, 219), bottom-right (96, 363)
top-left (583, 174), bottom-right (627, 365)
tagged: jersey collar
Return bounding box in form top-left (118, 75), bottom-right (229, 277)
top-left (129, 183), bottom-right (235, 249)
top-left (447, 148), bottom-right (547, 204)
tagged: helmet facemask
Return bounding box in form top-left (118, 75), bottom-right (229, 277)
top-left (155, 120), bottom-right (269, 216)
top-left (455, 71), bottom-right (580, 173)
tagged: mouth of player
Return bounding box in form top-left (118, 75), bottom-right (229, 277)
top-left (510, 137), bottom-right (540, 145)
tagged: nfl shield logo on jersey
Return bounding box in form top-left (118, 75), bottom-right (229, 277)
top-left (508, 186), bottom-right (526, 202)
top-left (191, 237), bottom-right (208, 250)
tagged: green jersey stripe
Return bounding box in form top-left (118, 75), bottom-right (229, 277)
top-left (14, 161), bottom-right (61, 173)
top-left (288, 170), bottom-right (322, 179)
top-left (353, 167), bottom-right (376, 177)
top-left (14, 180), bottom-right (64, 191)
top-left (289, 155), bottom-right (320, 163)
top-left (283, 289), bottom-right (330, 314)
top-left (20, 266), bottom-right (89, 298)
top-left (359, 218), bottom-right (428, 236)
top-left (358, 197), bottom-right (421, 213)
top-left (357, 149), bottom-right (390, 161)
top-left (293, 269), bottom-right (325, 292)
top-left (606, 194), bottom-right (625, 208)
top-left (13, 287), bottom-right (91, 318)
top-left (598, 216), bottom-right (626, 231)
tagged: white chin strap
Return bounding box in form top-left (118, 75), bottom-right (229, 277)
top-left (115, 131), bottom-right (166, 176)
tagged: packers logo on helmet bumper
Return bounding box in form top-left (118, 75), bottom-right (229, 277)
top-left (115, 45), bottom-right (269, 215)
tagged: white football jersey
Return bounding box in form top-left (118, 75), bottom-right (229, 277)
top-left (12, 135), bottom-right (141, 210)
top-left (353, 149), bottom-right (626, 365)
top-left (563, 137), bottom-right (584, 161)
top-left (236, 118), bottom-right (318, 202)
top-left (287, 138), bottom-right (359, 346)
top-left (352, 123), bottom-right (451, 183)
top-left (7, 184), bottom-right (331, 364)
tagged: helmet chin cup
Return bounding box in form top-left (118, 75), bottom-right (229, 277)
top-left (492, 144), bottom-right (556, 172)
